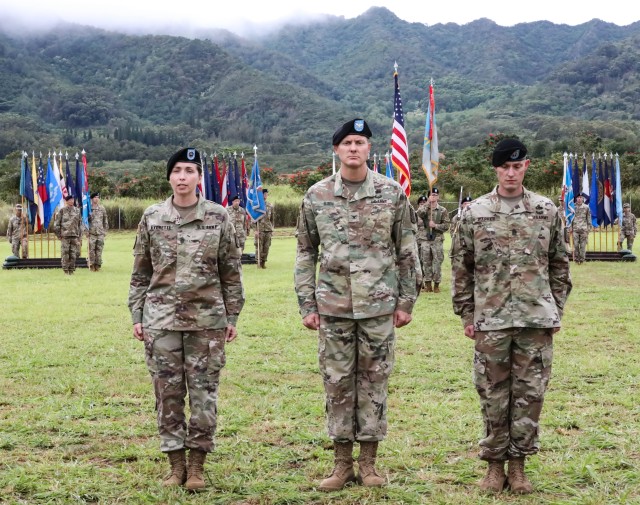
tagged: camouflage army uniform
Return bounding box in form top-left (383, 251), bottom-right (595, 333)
top-left (53, 206), bottom-right (82, 274)
top-left (294, 170), bottom-right (417, 442)
top-left (227, 205), bottom-right (248, 251)
top-left (571, 202), bottom-right (591, 263)
top-left (451, 186), bottom-right (572, 462)
top-left (88, 203), bottom-right (109, 269)
top-left (128, 195), bottom-right (245, 453)
top-left (618, 210), bottom-right (637, 251)
top-left (416, 203), bottom-right (450, 284)
top-left (254, 201), bottom-right (275, 266)
top-left (7, 214), bottom-right (28, 258)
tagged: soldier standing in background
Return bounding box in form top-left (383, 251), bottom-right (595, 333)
top-left (227, 195), bottom-right (249, 252)
top-left (128, 147), bottom-right (244, 492)
top-left (618, 203), bottom-right (637, 251)
top-left (6, 204), bottom-right (28, 258)
top-left (295, 119), bottom-right (417, 492)
top-left (88, 192), bottom-right (109, 271)
top-left (253, 188), bottom-right (275, 268)
top-left (450, 195), bottom-right (472, 237)
top-left (570, 194), bottom-right (591, 264)
top-left (416, 187), bottom-right (450, 293)
top-left (415, 195), bottom-right (428, 291)
top-left (53, 195), bottom-right (81, 274)
top-left (451, 139), bottom-right (572, 495)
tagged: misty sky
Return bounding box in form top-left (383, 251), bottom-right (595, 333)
top-left (2, 0), bottom-right (639, 37)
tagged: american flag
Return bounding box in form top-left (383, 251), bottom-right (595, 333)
top-left (391, 65), bottom-right (410, 196)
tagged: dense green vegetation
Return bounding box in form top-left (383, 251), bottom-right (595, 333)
top-left (2, 9), bottom-right (640, 176)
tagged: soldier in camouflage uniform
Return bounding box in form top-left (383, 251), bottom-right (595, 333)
top-left (227, 195), bottom-right (249, 252)
top-left (253, 188), bottom-right (275, 268)
top-left (53, 195), bottom-right (82, 274)
top-left (569, 194), bottom-right (591, 264)
top-left (128, 147), bottom-right (245, 492)
top-left (88, 192), bottom-right (109, 271)
top-left (416, 187), bottom-right (450, 293)
top-left (6, 204), bottom-right (28, 258)
top-left (450, 195), bottom-right (472, 238)
top-left (451, 139), bottom-right (572, 495)
top-left (415, 195), bottom-right (428, 290)
top-left (294, 119), bottom-right (417, 492)
top-left (618, 203), bottom-right (637, 251)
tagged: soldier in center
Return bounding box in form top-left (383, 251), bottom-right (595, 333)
top-left (416, 187), bottom-right (450, 292)
top-left (294, 118), bottom-right (417, 492)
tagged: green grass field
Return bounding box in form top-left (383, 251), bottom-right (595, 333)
top-left (1, 231), bottom-right (639, 504)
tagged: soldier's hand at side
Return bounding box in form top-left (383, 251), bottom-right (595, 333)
top-left (302, 313), bottom-right (320, 330)
top-left (225, 324), bottom-right (238, 342)
top-left (394, 310), bottom-right (412, 328)
top-left (552, 327), bottom-right (561, 334)
top-left (133, 323), bottom-right (144, 341)
top-left (464, 325), bottom-right (475, 340)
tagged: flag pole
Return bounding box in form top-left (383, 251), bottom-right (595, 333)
top-left (254, 144), bottom-right (261, 269)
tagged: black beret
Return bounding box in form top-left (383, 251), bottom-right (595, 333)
top-left (429, 187), bottom-right (440, 195)
top-left (262, 188), bottom-right (268, 194)
top-left (417, 195), bottom-right (428, 203)
top-left (166, 147), bottom-right (202, 180)
top-left (462, 195), bottom-right (472, 203)
top-left (90, 192), bottom-right (100, 199)
top-left (230, 194), bottom-right (241, 201)
top-left (332, 119), bottom-right (372, 146)
top-left (492, 139), bottom-right (527, 167)
top-left (64, 194), bottom-right (74, 201)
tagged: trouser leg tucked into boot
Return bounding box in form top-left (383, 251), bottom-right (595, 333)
top-left (507, 457), bottom-right (533, 494)
top-left (433, 282), bottom-right (440, 293)
top-left (319, 442), bottom-right (356, 492)
top-left (479, 460), bottom-right (506, 493)
top-left (185, 449), bottom-right (207, 491)
top-left (357, 441), bottom-right (385, 487)
top-left (423, 282), bottom-right (433, 292)
top-left (162, 449), bottom-right (187, 487)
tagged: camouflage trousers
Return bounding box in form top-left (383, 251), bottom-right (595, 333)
top-left (473, 327), bottom-right (553, 461)
top-left (572, 230), bottom-right (588, 262)
top-left (88, 235), bottom-right (105, 267)
top-left (618, 233), bottom-right (635, 251)
top-left (318, 314), bottom-right (395, 443)
top-left (60, 237), bottom-right (79, 273)
top-left (419, 239), bottom-right (445, 283)
top-left (10, 237), bottom-right (29, 258)
top-left (254, 231), bottom-right (272, 264)
top-left (144, 328), bottom-right (227, 453)
top-left (235, 232), bottom-right (246, 252)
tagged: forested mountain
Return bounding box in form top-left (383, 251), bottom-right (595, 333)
top-left (1, 7), bottom-right (640, 171)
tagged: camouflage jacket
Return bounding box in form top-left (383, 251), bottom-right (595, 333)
top-left (227, 205), bottom-right (248, 239)
top-left (253, 202), bottom-right (275, 233)
top-left (7, 215), bottom-right (27, 241)
top-left (89, 203), bottom-right (109, 236)
top-left (295, 170), bottom-right (417, 319)
top-left (621, 212), bottom-right (637, 236)
top-left (451, 186), bottom-right (572, 330)
top-left (53, 206), bottom-right (81, 239)
top-left (571, 203), bottom-right (591, 233)
top-left (128, 195), bottom-right (245, 330)
top-left (417, 204), bottom-right (450, 241)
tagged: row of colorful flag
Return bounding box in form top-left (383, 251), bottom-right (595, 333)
top-left (198, 148), bottom-right (266, 222)
top-left (562, 152), bottom-right (624, 228)
top-left (18, 151), bottom-right (91, 233)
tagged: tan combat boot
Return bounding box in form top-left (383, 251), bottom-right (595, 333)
top-left (162, 449), bottom-right (187, 487)
top-left (357, 441), bottom-right (385, 487)
top-left (423, 282), bottom-right (433, 293)
top-left (507, 457), bottom-right (533, 494)
top-left (185, 449), bottom-right (207, 491)
top-left (479, 461), bottom-right (506, 493)
top-left (319, 442), bottom-right (356, 492)
top-left (433, 282), bottom-right (440, 293)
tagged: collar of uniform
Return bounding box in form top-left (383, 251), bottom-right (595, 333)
top-left (333, 169), bottom-right (376, 200)
top-left (160, 195), bottom-right (206, 223)
top-left (488, 185), bottom-right (534, 214)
